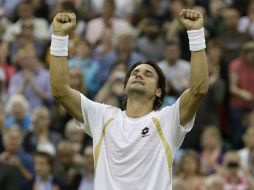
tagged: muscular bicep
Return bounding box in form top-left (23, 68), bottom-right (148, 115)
top-left (179, 88), bottom-right (204, 126)
top-left (56, 87), bottom-right (83, 122)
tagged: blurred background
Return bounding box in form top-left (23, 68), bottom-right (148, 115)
top-left (0, 0), bottom-right (254, 189)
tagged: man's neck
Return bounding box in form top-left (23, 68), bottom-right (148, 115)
top-left (167, 59), bottom-right (177, 66)
top-left (125, 95), bottom-right (154, 118)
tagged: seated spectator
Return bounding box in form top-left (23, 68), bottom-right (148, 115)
top-left (238, 127), bottom-right (254, 176)
top-left (54, 141), bottom-right (81, 189)
top-left (23, 106), bottom-right (62, 155)
top-left (199, 126), bottom-right (224, 176)
top-left (4, 94), bottom-right (32, 135)
top-left (65, 120), bottom-right (92, 157)
top-left (85, 0), bottom-right (133, 46)
top-left (135, 18), bottom-right (165, 62)
top-left (90, 0), bottom-right (136, 19)
top-left (175, 150), bottom-right (205, 190)
top-left (95, 61), bottom-right (127, 108)
top-left (0, 40), bottom-right (16, 94)
top-left (9, 20), bottom-right (48, 62)
top-left (3, 0), bottom-right (49, 42)
top-left (229, 41), bottom-right (254, 148)
top-left (8, 47), bottom-right (54, 112)
top-left (27, 151), bottom-right (64, 190)
top-left (68, 39), bottom-right (100, 98)
top-left (221, 151), bottom-right (253, 189)
top-left (218, 6), bottom-right (251, 64)
top-left (0, 127), bottom-right (33, 189)
top-left (70, 145), bottom-right (94, 190)
top-left (158, 40), bottom-right (190, 96)
top-left (69, 67), bottom-right (87, 96)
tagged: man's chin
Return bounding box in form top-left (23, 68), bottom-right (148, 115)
top-left (128, 87), bottom-right (145, 95)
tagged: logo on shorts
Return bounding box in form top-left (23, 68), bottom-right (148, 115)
top-left (141, 127), bottom-right (150, 137)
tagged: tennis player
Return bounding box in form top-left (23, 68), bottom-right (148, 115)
top-left (50, 9), bottom-right (209, 190)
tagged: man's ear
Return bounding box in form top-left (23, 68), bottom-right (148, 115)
top-left (155, 88), bottom-right (162, 98)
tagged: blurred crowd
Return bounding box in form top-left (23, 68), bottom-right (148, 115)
top-left (0, 0), bottom-right (254, 189)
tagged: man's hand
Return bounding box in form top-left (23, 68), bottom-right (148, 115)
top-left (53, 13), bottom-right (76, 36)
top-left (179, 9), bottom-right (203, 30)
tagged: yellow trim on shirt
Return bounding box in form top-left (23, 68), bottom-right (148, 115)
top-left (94, 118), bottom-right (114, 169)
top-left (152, 117), bottom-right (173, 172)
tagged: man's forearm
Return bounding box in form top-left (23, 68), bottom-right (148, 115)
top-left (50, 56), bottom-right (70, 99)
top-left (189, 50), bottom-right (209, 95)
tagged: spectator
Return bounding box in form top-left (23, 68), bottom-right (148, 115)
top-left (23, 106), bottom-right (62, 155)
top-left (222, 151), bottom-right (253, 190)
top-left (135, 18), bottom-right (165, 62)
top-left (54, 141), bottom-right (80, 189)
top-left (27, 151), bottom-right (63, 190)
top-left (8, 47), bottom-right (54, 112)
top-left (65, 120), bottom-right (91, 158)
top-left (9, 20), bottom-right (48, 61)
top-left (218, 6), bottom-right (251, 64)
top-left (158, 40), bottom-right (190, 96)
top-left (175, 150), bottom-right (206, 190)
top-left (68, 39), bottom-right (100, 98)
top-left (238, 127), bottom-right (254, 176)
top-left (85, 0), bottom-right (133, 45)
top-left (69, 67), bottom-right (87, 96)
top-left (70, 145), bottom-right (94, 190)
top-left (4, 94), bottom-right (32, 135)
top-left (0, 127), bottom-right (33, 190)
top-left (90, 0), bottom-right (136, 20)
top-left (95, 61), bottom-right (127, 108)
top-left (3, 0), bottom-right (49, 42)
top-left (0, 40), bottom-right (16, 101)
top-left (229, 41), bottom-right (254, 148)
top-left (199, 126), bottom-right (224, 176)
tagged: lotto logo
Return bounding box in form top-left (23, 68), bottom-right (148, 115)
top-left (141, 127), bottom-right (150, 137)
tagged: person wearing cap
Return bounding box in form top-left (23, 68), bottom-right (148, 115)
top-left (229, 41), bottom-right (254, 148)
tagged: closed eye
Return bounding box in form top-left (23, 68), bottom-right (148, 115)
top-left (144, 70), bottom-right (154, 78)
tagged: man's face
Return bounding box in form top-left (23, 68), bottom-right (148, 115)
top-left (223, 8), bottom-right (239, 29)
top-left (3, 131), bottom-right (22, 154)
top-left (125, 64), bottom-right (161, 99)
top-left (244, 50), bottom-right (254, 65)
top-left (164, 45), bottom-right (180, 63)
top-left (35, 156), bottom-right (50, 178)
top-left (18, 4), bottom-right (33, 20)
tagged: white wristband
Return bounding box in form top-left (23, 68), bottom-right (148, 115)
top-left (187, 28), bottom-right (206, 52)
top-left (50, 34), bottom-right (69, 56)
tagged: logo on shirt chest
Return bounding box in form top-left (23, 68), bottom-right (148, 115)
top-left (141, 127), bottom-right (150, 137)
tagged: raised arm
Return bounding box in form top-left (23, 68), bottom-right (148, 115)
top-left (50, 13), bottom-right (83, 122)
top-left (178, 9), bottom-right (209, 126)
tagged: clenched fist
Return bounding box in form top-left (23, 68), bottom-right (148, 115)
top-left (179, 9), bottom-right (203, 30)
top-left (53, 13), bottom-right (76, 36)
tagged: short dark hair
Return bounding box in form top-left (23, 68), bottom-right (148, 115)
top-left (123, 60), bottom-right (166, 111)
top-left (34, 151), bottom-right (54, 169)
